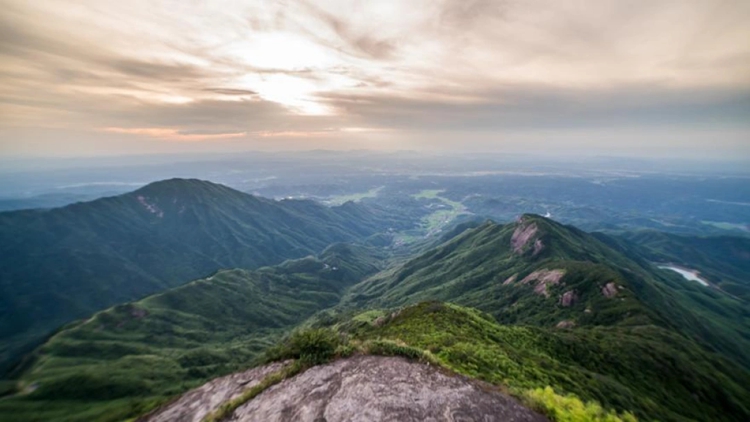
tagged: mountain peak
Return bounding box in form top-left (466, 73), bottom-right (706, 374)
top-left (129, 178), bottom-right (260, 212)
top-left (133, 178), bottom-right (230, 196)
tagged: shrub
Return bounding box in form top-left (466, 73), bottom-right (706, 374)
top-left (525, 386), bottom-right (638, 422)
top-left (268, 328), bottom-right (341, 365)
top-left (364, 339), bottom-right (440, 365)
top-left (334, 342), bottom-right (357, 358)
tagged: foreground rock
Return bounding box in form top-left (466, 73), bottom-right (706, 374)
top-left (233, 355), bottom-right (548, 422)
top-left (143, 361), bottom-right (289, 422)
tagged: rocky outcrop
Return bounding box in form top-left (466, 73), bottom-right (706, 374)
top-left (559, 290), bottom-right (578, 307)
top-left (520, 269), bottom-right (565, 297)
top-left (532, 239), bottom-right (544, 256)
top-left (231, 356), bottom-right (549, 422)
top-left (143, 361), bottom-right (290, 422)
top-left (146, 356), bottom-right (549, 422)
top-left (503, 274), bottom-right (517, 285)
top-left (601, 282), bottom-right (618, 298)
top-left (511, 221), bottom-right (538, 254)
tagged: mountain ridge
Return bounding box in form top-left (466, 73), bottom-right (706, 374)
top-left (0, 178), bottom-right (410, 374)
top-left (1, 185), bottom-right (748, 422)
top-left (341, 214), bottom-right (750, 368)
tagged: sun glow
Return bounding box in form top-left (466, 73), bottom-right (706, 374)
top-left (245, 74), bottom-right (332, 115)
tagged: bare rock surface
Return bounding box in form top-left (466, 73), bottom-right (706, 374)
top-left (556, 320), bottom-right (576, 329)
top-left (520, 269), bottom-right (565, 297)
top-left (532, 239), bottom-right (544, 256)
top-left (230, 355), bottom-right (549, 422)
top-left (511, 221), bottom-right (538, 254)
top-left (559, 290), bottom-right (578, 307)
top-left (143, 361), bottom-right (289, 422)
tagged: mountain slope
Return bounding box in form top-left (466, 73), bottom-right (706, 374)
top-left (612, 230), bottom-right (750, 299)
top-left (0, 179), bottom-right (408, 374)
top-left (343, 215), bottom-right (750, 368)
top-left (4, 209), bottom-right (749, 422)
top-left (336, 302), bottom-right (750, 422)
top-left (0, 243), bottom-right (383, 422)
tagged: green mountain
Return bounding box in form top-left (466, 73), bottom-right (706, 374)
top-left (335, 301), bottom-right (750, 422)
top-left (0, 179), bottom-right (407, 374)
top-left (3, 211), bottom-right (749, 422)
top-left (343, 216), bottom-right (750, 369)
top-left (0, 243), bottom-right (383, 422)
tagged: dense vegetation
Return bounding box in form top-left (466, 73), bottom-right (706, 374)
top-left (332, 302), bottom-right (750, 422)
top-left (0, 243), bottom-right (383, 421)
top-left (0, 179), bottom-right (409, 374)
top-left (1, 179), bottom-right (748, 422)
top-left (343, 216), bottom-right (750, 369)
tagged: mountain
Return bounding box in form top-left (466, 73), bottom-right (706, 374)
top-left (0, 243), bottom-right (384, 422)
top-left (333, 302), bottom-right (750, 422)
top-left (342, 215), bottom-right (750, 369)
top-left (3, 212), bottom-right (749, 422)
top-left (0, 179), bottom-right (409, 374)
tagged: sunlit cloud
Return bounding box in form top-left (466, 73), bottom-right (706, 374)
top-left (255, 130), bottom-right (326, 138)
top-left (0, 0), bottom-right (748, 157)
top-left (253, 127), bottom-right (390, 138)
top-left (103, 127), bottom-right (246, 142)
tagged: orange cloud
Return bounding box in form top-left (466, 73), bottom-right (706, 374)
top-left (103, 127), bottom-right (246, 142)
top-left (255, 131), bottom-right (323, 138)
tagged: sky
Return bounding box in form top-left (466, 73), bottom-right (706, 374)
top-left (0, 0), bottom-right (749, 158)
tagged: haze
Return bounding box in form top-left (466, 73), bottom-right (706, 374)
top-left (1, 0), bottom-right (749, 158)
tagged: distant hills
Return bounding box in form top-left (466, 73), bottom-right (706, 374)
top-left (0, 179), bottom-right (409, 373)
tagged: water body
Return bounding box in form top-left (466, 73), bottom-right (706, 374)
top-left (658, 265), bottom-right (709, 287)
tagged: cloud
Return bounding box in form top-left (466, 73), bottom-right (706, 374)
top-left (319, 83), bottom-right (750, 131)
top-left (0, 0), bottom-right (748, 157)
top-left (439, 0), bottom-right (507, 28)
top-left (202, 88), bottom-right (259, 96)
top-left (103, 127), bottom-right (247, 142)
top-left (298, 1), bottom-right (399, 60)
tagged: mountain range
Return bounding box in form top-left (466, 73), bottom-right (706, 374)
top-left (0, 179), bottom-right (408, 374)
top-left (0, 179), bottom-right (748, 422)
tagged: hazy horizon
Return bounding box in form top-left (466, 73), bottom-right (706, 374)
top-left (1, 0), bottom-right (749, 159)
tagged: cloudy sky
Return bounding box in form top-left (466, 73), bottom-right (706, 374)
top-left (1, 0), bottom-right (748, 158)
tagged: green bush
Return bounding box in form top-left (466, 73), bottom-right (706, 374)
top-left (364, 339), bottom-right (439, 365)
top-left (270, 328), bottom-right (341, 365)
top-left (334, 342), bottom-right (357, 358)
top-left (526, 386), bottom-right (638, 422)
